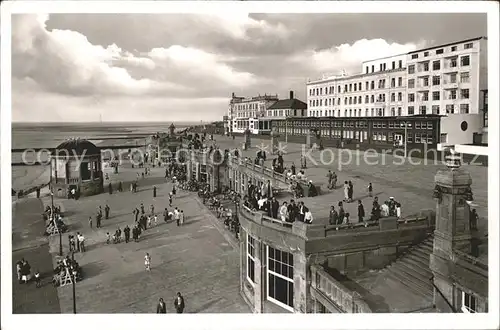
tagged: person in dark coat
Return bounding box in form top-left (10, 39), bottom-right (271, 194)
top-left (287, 200), bottom-right (297, 223)
top-left (118, 181), bottom-right (123, 192)
top-left (358, 200), bottom-right (365, 223)
top-left (157, 298), bottom-right (167, 313)
top-left (329, 206), bottom-right (338, 225)
top-left (140, 203), bottom-right (145, 214)
top-left (108, 182), bottom-right (113, 194)
top-left (124, 225), bottom-right (130, 243)
top-left (348, 180), bottom-right (354, 202)
top-left (153, 186), bottom-right (157, 198)
top-left (271, 197), bottom-right (279, 219)
top-left (338, 202), bottom-right (345, 225)
top-left (105, 204), bottom-right (110, 220)
top-left (174, 292), bottom-right (185, 313)
top-left (132, 226), bottom-right (137, 242)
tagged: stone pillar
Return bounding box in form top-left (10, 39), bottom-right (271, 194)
top-left (293, 251), bottom-right (308, 313)
top-left (270, 129), bottom-right (280, 155)
top-left (305, 130), bottom-right (313, 149)
top-left (186, 161), bottom-right (192, 180)
top-left (90, 161), bottom-right (94, 180)
top-left (253, 240), bottom-right (264, 313)
top-left (430, 153), bottom-right (474, 312)
top-left (244, 128), bottom-right (251, 150)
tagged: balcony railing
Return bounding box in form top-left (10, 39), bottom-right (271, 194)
top-left (239, 204), bottom-right (431, 239)
top-left (228, 155), bottom-right (308, 186)
top-left (310, 264), bottom-right (372, 313)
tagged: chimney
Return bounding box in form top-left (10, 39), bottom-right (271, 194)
top-left (289, 91), bottom-right (294, 99)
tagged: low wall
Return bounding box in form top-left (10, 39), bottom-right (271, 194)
top-left (310, 264), bottom-right (372, 313)
top-left (241, 133), bottom-right (488, 165)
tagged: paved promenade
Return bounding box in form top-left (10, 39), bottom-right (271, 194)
top-left (43, 167), bottom-right (249, 313)
top-left (211, 135), bottom-right (488, 231)
top-left (12, 198), bottom-right (61, 314)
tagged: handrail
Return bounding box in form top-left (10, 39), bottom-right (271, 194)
top-left (452, 249), bottom-right (488, 271)
top-left (311, 264), bottom-right (372, 313)
top-left (241, 204), bottom-right (292, 228)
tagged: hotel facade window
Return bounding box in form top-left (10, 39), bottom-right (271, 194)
top-left (462, 291), bottom-right (477, 313)
top-left (247, 234), bottom-right (256, 284)
top-left (461, 55), bottom-right (470, 66)
top-left (460, 72), bottom-right (470, 83)
top-left (267, 246), bottom-right (294, 311)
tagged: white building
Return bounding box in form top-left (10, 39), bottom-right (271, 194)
top-left (307, 53), bottom-right (407, 119)
top-left (306, 36), bottom-right (488, 147)
top-left (228, 94), bottom-right (278, 134)
top-left (405, 37), bottom-right (487, 150)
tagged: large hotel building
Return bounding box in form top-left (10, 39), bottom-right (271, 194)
top-left (303, 36), bottom-right (487, 149)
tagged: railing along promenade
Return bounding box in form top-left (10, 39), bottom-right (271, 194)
top-left (184, 145), bottom-right (309, 187)
top-left (452, 249), bottom-right (488, 273)
top-left (310, 264), bottom-right (372, 313)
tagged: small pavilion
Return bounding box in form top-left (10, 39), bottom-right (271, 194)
top-left (50, 138), bottom-right (103, 198)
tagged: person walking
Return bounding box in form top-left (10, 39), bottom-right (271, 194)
top-left (343, 181), bottom-right (349, 202)
top-left (358, 200), bottom-right (365, 223)
top-left (108, 182), bottom-right (113, 195)
top-left (88, 216), bottom-right (93, 229)
top-left (174, 292), bottom-right (185, 313)
top-left (124, 225), bottom-right (130, 243)
top-left (34, 270), bottom-right (41, 288)
top-left (153, 186), bottom-right (157, 198)
top-left (174, 208), bottom-right (180, 226)
top-left (105, 204), bottom-right (110, 220)
top-left (179, 210), bottom-right (185, 226)
top-left (169, 192), bottom-right (173, 207)
top-left (327, 170), bottom-right (333, 190)
top-left (78, 233), bottom-right (85, 252)
top-left (348, 180), bottom-right (354, 202)
top-left (367, 183), bottom-right (373, 197)
top-left (157, 298), bottom-right (167, 313)
top-left (144, 253), bottom-right (151, 271)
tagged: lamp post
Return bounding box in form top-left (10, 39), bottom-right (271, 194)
top-left (404, 121), bottom-right (408, 159)
top-left (72, 268), bottom-right (77, 314)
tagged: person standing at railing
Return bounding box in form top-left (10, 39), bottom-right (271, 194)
top-left (329, 206), bottom-right (338, 225)
top-left (271, 197), bottom-right (279, 219)
top-left (304, 209), bottom-right (313, 224)
top-left (287, 200), bottom-right (298, 223)
top-left (357, 200), bottom-right (365, 223)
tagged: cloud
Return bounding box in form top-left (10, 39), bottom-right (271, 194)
top-left (290, 38), bottom-right (426, 75)
top-left (11, 13), bottom-right (485, 122)
top-left (148, 45), bottom-right (259, 87)
top-left (195, 13), bottom-right (290, 40)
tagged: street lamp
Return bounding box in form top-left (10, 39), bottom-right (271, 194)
top-left (72, 268), bottom-right (77, 314)
top-left (285, 116), bottom-right (288, 143)
top-left (397, 119), bottom-right (408, 158)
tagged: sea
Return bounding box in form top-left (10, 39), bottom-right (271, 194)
top-left (11, 121), bottom-right (198, 191)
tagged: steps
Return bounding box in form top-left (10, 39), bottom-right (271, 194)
top-left (384, 236), bottom-right (434, 299)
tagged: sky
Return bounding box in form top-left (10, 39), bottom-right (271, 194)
top-left (11, 13), bottom-right (487, 123)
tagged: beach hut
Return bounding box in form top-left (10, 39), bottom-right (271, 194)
top-left (50, 138), bottom-right (104, 198)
